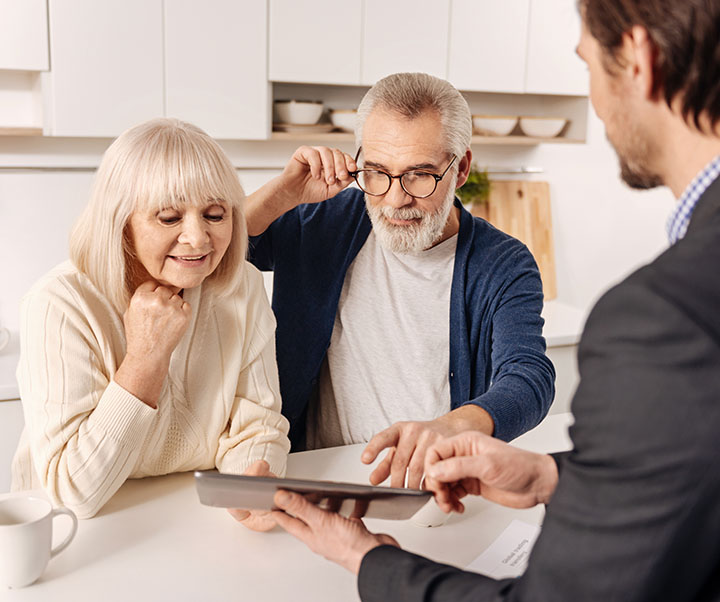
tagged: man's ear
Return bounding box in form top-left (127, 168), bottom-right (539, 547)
top-left (623, 25), bottom-right (658, 101)
top-left (455, 149), bottom-right (473, 189)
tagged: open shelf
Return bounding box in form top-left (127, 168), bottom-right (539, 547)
top-left (272, 83), bottom-right (590, 145)
top-left (0, 126), bottom-right (42, 136)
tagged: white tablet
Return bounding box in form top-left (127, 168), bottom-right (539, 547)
top-left (194, 471), bottom-right (432, 520)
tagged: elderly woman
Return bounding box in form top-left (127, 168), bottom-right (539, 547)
top-left (11, 118), bottom-right (290, 522)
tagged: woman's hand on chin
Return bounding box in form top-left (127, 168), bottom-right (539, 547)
top-left (124, 281), bottom-right (192, 361)
top-left (114, 280), bottom-right (191, 407)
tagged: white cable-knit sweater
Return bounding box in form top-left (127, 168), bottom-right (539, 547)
top-left (11, 260), bottom-right (290, 518)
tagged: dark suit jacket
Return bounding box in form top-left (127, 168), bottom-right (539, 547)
top-left (357, 177), bottom-right (720, 601)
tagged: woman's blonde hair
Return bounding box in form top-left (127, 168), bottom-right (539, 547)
top-left (70, 118), bottom-right (247, 314)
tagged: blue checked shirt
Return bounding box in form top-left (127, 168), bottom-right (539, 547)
top-left (667, 155), bottom-right (720, 244)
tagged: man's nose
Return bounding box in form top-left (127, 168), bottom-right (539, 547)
top-left (382, 178), bottom-right (413, 209)
top-left (177, 215), bottom-right (210, 248)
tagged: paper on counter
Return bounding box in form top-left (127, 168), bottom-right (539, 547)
top-left (466, 519), bottom-right (541, 579)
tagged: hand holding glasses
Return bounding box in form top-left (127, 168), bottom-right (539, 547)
top-left (349, 147), bottom-right (457, 199)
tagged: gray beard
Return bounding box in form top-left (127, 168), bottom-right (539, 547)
top-left (365, 188), bottom-right (455, 254)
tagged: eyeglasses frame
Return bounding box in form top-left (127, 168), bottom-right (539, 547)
top-left (348, 146), bottom-right (457, 199)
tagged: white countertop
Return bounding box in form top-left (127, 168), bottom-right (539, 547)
top-left (1, 413), bottom-right (573, 601)
top-left (0, 301), bottom-right (585, 403)
top-left (541, 300), bottom-right (587, 347)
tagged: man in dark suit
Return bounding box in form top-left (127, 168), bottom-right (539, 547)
top-left (271, 0), bottom-right (720, 599)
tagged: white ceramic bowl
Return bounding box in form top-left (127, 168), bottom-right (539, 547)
top-left (472, 115), bottom-right (517, 136)
top-left (274, 100), bottom-right (324, 125)
top-left (518, 117), bottom-right (568, 138)
top-left (329, 109), bottom-right (357, 132)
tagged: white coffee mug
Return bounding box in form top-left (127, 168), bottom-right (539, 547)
top-left (0, 495), bottom-right (78, 589)
top-left (0, 327), bottom-right (9, 352)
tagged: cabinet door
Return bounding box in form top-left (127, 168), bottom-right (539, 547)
top-left (46, 0), bottom-right (164, 137)
top-left (165, 0), bottom-right (269, 140)
top-left (268, 0), bottom-right (362, 85)
top-left (0, 0), bottom-right (48, 70)
top-left (524, 0), bottom-right (588, 95)
top-left (448, 0), bottom-right (529, 93)
top-left (362, 0), bottom-right (450, 85)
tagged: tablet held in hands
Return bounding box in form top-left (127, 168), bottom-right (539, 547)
top-left (194, 471), bottom-right (432, 520)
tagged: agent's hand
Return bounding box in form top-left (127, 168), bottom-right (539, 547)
top-left (424, 431), bottom-right (559, 514)
top-left (228, 460), bottom-right (278, 532)
top-left (361, 405), bottom-right (495, 489)
top-left (272, 490), bottom-right (399, 575)
top-left (280, 145), bottom-right (356, 207)
top-left (115, 281), bottom-right (192, 407)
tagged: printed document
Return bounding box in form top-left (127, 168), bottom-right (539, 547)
top-left (466, 519), bottom-right (541, 579)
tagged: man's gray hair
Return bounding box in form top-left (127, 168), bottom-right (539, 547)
top-left (355, 72), bottom-right (472, 159)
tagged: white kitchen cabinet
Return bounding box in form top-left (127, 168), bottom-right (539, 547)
top-left (361, 0), bottom-right (450, 85)
top-left (525, 0), bottom-right (588, 96)
top-left (45, 0), bottom-right (164, 137)
top-left (165, 0), bottom-right (269, 139)
top-left (448, 0), bottom-right (529, 94)
top-left (0, 0), bottom-right (48, 71)
top-left (268, 0), bottom-right (362, 85)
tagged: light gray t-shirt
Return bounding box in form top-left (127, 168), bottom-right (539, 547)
top-left (307, 230), bottom-right (457, 449)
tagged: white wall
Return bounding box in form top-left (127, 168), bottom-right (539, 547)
top-left (529, 110), bottom-right (675, 310)
top-left (0, 109), bottom-right (675, 334)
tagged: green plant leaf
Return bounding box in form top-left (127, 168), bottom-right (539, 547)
top-left (456, 164), bottom-right (490, 205)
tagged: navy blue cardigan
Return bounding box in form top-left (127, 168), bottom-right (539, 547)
top-left (249, 188), bottom-right (555, 450)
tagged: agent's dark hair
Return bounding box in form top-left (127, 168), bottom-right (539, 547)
top-left (578, 0), bottom-right (720, 130)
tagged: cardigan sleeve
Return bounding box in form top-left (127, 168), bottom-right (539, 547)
top-left (248, 230), bottom-right (275, 271)
top-left (214, 269), bottom-right (291, 477)
top-left (15, 285), bottom-right (157, 519)
top-left (247, 203), bottom-right (300, 272)
top-left (467, 246), bottom-right (555, 441)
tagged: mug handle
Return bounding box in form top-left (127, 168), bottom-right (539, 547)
top-left (50, 507), bottom-right (78, 558)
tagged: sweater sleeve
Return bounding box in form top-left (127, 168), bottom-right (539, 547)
top-left (15, 286), bottom-right (157, 519)
top-left (469, 247), bottom-right (555, 441)
top-left (214, 271), bottom-right (291, 477)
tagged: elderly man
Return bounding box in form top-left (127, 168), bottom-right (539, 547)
top-left (271, 0), bottom-right (720, 599)
top-left (246, 72), bottom-right (555, 486)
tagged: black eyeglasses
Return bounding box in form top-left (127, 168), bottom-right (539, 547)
top-left (349, 147), bottom-right (457, 199)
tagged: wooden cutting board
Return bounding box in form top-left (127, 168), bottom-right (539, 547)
top-left (469, 180), bottom-right (557, 300)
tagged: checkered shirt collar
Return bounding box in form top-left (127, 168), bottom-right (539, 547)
top-left (666, 155), bottom-right (720, 245)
